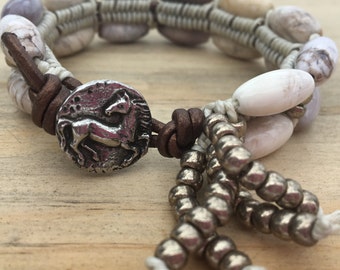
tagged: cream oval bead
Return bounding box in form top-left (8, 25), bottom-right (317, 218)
top-left (53, 27), bottom-right (95, 57)
top-left (43, 0), bottom-right (84, 11)
top-left (0, 14), bottom-right (45, 66)
top-left (232, 69), bottom-right (315, 116)
top-left (244, 114), bottom-right (294, 159)
top-left (296, 36), bottom-right (338, 85)
top-left (99, 23), bottom-right (149, 43)
top-left (212, 35), bottom-right (261, 60)
top-left (218, 0), bottom-right (274, 19)
top-left (7, 69), bottom-right (32, 114)
top-left (266, 6), bottom-right (322, 43)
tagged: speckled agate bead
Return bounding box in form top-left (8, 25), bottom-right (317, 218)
top-left (99, 23), bottom-right (149, 43)
top-left (1, 0), bottom-right (44, 25)
top-left (296, 36), bottom-right (338, 85)
top-left (158, 0), bottom-right (211, 46)
top-left (266, 6), bottom-right (322, 43)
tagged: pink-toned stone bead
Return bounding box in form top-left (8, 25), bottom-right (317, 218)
top-left (0, 14), bottom-right (45, 66)
top-left (295, 88), bottom-right (321, 132)
top-left (1, 0), bottom-right (44, 25)
top-left (212, 35), bottom-right (261, 60)
top-left (244, 114), bottom-right (294, 159)
top-left (296, 36), bottom-right (338, 85)
top-left (43, 0), bottom-right (84, 11)
top-left (232, 69), bottom-right (315, 116)
top-left (218, 0), bottom-right (274, 19)
top-left (158, 0), bottom-right (211, 46)
top-left (266, 6), bottom-right (322, 43)
top-left (53, 27), bottom-right (95, 57)
top-left (99, 23), bottom-right (149, 43)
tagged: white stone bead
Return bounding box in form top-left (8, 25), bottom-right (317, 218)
top-left (218, 0), bottom-right (274, 19)
top-left (296, 36), bottom-right (338, 85)
top-left (99, 23), bottom-right (149, 43)
top-left (0, 14), bottom-right (45, 66)
top-left (212, 35), bottom-right (261, 60)
top-left (7, 69), bottom-right (32, 114)
top-left (232, 69), bottom-right (315, 116)
top-left (244, 114), bottom-right (294, 159)
top-left (43, 0), bottom-right (84, 11)
top-left (266, 6), bottom-right (322, 43)
top-left (53, 27), bottom-right (95, 57)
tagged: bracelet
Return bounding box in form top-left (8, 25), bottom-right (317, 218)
top-left (1, 0), bottom-right (339, 269)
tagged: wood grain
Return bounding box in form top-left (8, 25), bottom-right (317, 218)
top-left (0, 1), bottom-right (339, 269)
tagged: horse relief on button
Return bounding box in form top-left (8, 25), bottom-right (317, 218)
top-left (0, 0), bottom-right (339, 270)
top-left (56, 80), bottom-right (152, 172)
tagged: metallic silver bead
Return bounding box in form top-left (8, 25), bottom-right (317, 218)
top-left (235, 189), bottom-right (252, 206)
top-left (289, 212), bottom-right (318, 246)
top-left (176, 168), bottom-right (203, 191)
top-left (239, 161), bottom-right (267, 190)
top-left (205, 236), bottom-right (236, 269)
top-left (205, 182), bottom-right (235, 203)
top-left (285, 104), bottom-right (306, 119)
top-left (175, 197), bottom-right (198, 218)
top-left (235, 199), bottom-right (259, 228)
top-left (206, 156), bottom-right (222, 177)
top-left (196, 232), bottom-right (218, 257)
top-left (204, 113), bottom-right (228, 139)
top-left (211, 121), bottom-right (238, 144)
top-left (206, 144), bottom-right (216, 160)
top-left (256, 171), bottom-right (287, 202)
top-left (277, 179), bottom-right (303, 209)
top-left (210, 170), bottom-right (238, 192)
top-left (220, 146), bottom-right (252, 175)
top-left (180, 150), bottom-right (206, 173)
top-left (168, 185), bottom-right (196, 207)
top-left (297, 190), bottom-right (319, 215)
top-left (270, 209), bottom-right (296, 240)
top-left (251, 203), bottom-right (278, 234)
top-left (185, 206), bottom-right (218, 237)
top-left (215, 135), bottom-right (243, 161)
top-left (205, 196), bottom-right (233, 225)
top-left (231, 117), bottom-right (247, 139)
top-left (155, 238), bottom-right (188, 269)
top-left (171, 222), bottom-right (204, 253)
top-left (219, 250), bottom-right (252, 270)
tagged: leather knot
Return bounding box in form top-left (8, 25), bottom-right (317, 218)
top-left (151, 108), bottom-right (204, 158)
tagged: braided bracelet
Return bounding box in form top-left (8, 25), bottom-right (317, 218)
top-left (1, 0), bottom-right (339, 269)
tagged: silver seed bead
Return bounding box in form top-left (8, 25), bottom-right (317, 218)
top-left (180, 150), bottom-right (206, 173)
top-left (235, 199), bottom-right (260, 228)
top-left (155, 238), bottom-right (188, 270)
top-left (207, 144), bottom-right (216, 160)
top-left (231, 118), bottom-right (247, 139)
top-left (171, 222), bottom-right (204, 253)
top-left (175, 197), bottom-right (198, 218)
top-left (219, 250), bottom-right (252, 270)
top-left (210, 170), bottom-right (239, 192)
top-left (205, 236), bottom-right (236, 269)
top-left (296, 190), bottom-right (319, 215)
top-left (196, 233), bottom-right (218, 257)
top-left (206, 156), bottom-right (222, 177)
top-left (277, 179), bottom-right (303, 209)
top-left (215, 135), bottom-right (243, 161)
top-left (270, 209), bottom-right (296, 240)
top-left (256, 171), bottom-right (288, 202)
top-left (251, 203), bottom-right (278, 234)
top-left (235, 189), bottom-right (252, 206)
top-left (176, 168), bottom-right (203, 191)
top-left (289, 213), bottom-right (318, 246)
top-left (185, 207), bottom-right (218, 237)
top-left (206, 182), bottom-right (235, 203)
top-left (220, 146), bottom-right (252, 175)
top-left (211, 121), bottom-right (238, 144)
top-left (204, 113), bottom-right (228, 139)
top-left (239, 161), bottom-right (267, 190)
top-left (169, 185), bottom-right (196, 207)
top-left (205, 196), bottom-right (233, 225)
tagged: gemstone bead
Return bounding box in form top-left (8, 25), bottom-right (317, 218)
top-left (296, 36), bottom-right (338, 85)
top-left (266, 6), bottom-right (322, 43)
top-left (232, 69), bottom-right (315, 117)
top-left (1, 0), bottom-right (44, 25)
top-left (218, 0), bottom-right (274, 19)
top-left (99, 23), bottom-right (149, 43)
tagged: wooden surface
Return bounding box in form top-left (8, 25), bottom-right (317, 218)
top-left (0, 1), bottom-right (339, 269)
